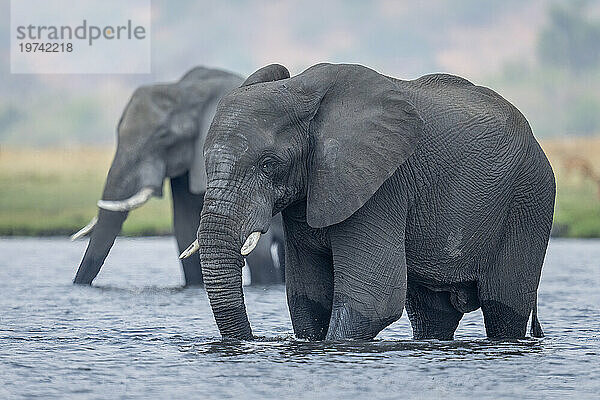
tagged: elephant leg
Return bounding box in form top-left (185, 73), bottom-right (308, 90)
top-left (326, 221), bottom-right (406, 341)
top-left (478, 204), bottom-right (550, 339)
top-left (274, 240), bottom-right (285, 280)
top-left (284, 223), bottom-right (333, 340)
top-left (170, 173), bottom-right (204, 286)
top-left (405, 282), bottom-right (463, 340)
top-left (270, 213), bottom-right (286, 280)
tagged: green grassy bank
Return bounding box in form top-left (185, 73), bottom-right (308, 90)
top-left (0, 148), bottom-right (172, 236)
top-left (0, 138), bottom-right (599, 238)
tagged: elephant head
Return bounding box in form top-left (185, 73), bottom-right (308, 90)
top-left (72, 67), bottom-right (243, 285)
top-left (190, 63), bottom-right (421, 339)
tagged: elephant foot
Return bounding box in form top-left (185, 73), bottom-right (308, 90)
top-left (325, 294), bottom-right (400, 341)
top-left (405, 283), bottom-right (463, 340)
top-left (480, 300), bottom-right (529, 339)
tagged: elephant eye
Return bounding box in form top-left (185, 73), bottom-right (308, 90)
top-left (259, 156), bottom-right (279, 176)
top-left (155, 126), bottom-right (170, 140)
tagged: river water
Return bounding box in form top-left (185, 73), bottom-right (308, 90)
top-left (0, 238), bottom-right (598, 399)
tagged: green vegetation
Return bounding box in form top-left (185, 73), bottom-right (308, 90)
top-left (0, 148), bottom-right (172, 236)
top-left (1, 141), bottom-right (599, 238)
top-left (543, 138), bottom-right (600, 238)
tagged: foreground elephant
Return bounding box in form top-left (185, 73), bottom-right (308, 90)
top-left (183, 63), bottom-right (555, 341)
top-left (72, 67), bottom-right (284, 286)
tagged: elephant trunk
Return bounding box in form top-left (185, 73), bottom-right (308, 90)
top-left (73, 208), bottom-right (127, 284)
top-left (198, 193), bottom-right (253, 340)
top-left (73, 154), bottom-right (135, 285)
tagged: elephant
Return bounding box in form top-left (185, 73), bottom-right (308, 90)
top-left (181, 63), bottom-right (555, 341)
top-left (72, 66), bottom-right (285, 287)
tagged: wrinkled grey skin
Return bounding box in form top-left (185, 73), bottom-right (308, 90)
top-left (73, 67), bottom-right (285, 287)
top-left (198, 63), bottom-right (555, 341)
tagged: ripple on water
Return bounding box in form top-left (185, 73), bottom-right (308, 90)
top-left (0, 238), bottom-right (598, 399)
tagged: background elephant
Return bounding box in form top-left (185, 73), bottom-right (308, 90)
top-left (189, 63), bottom-right (555, 341)
top-left (72, 67), bottom-right (285, 286)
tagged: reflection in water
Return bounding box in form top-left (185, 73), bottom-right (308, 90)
top-left (94, 285), bottom-right (189, 294)
top-left (183, 337), bottom-right (545, 363)
top-left (0, 238), bottom-right (598, 399)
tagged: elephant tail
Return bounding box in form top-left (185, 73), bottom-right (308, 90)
top-left (530, 299), bottom-right (544, 338)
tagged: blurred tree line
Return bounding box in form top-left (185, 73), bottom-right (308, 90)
top-left (494, 0), bottom-right (600, 137)
top-left (538, 1), bottom-right (600, 72)
top-left (1, 0), bottom-right (600, 145)
top-left (539, 0), bottom-right (600, 136)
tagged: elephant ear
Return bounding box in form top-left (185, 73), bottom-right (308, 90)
top-left (302, 64), bottom-right (424, 228)
top-left (185, 73), bottom-right (244, 194)
top-left (241, 64), bottom-right (290, 86)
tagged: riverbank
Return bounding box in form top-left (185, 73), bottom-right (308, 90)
top-left (0, 138), bottom-right (599, 237)
top-left (0, 147), bottom-right (172, 236)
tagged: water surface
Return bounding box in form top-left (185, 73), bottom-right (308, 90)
top-left (0, 238), bottom-right (598, 399)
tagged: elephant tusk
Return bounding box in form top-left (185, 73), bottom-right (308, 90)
top-left (70, 216), bottom-right (98, 241)
top-left (241, 232), bottom-right (261, 256)
top-left (180, 232), bottom-right (262, 259)
top-left (97, 187), bottom-right (154, 212)
top-left (179, 239), bottom-right (199, 259)
top-left (242, 259), bottom-right (251, 286)
top-left (270, 242), bottom-right (280, 270)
